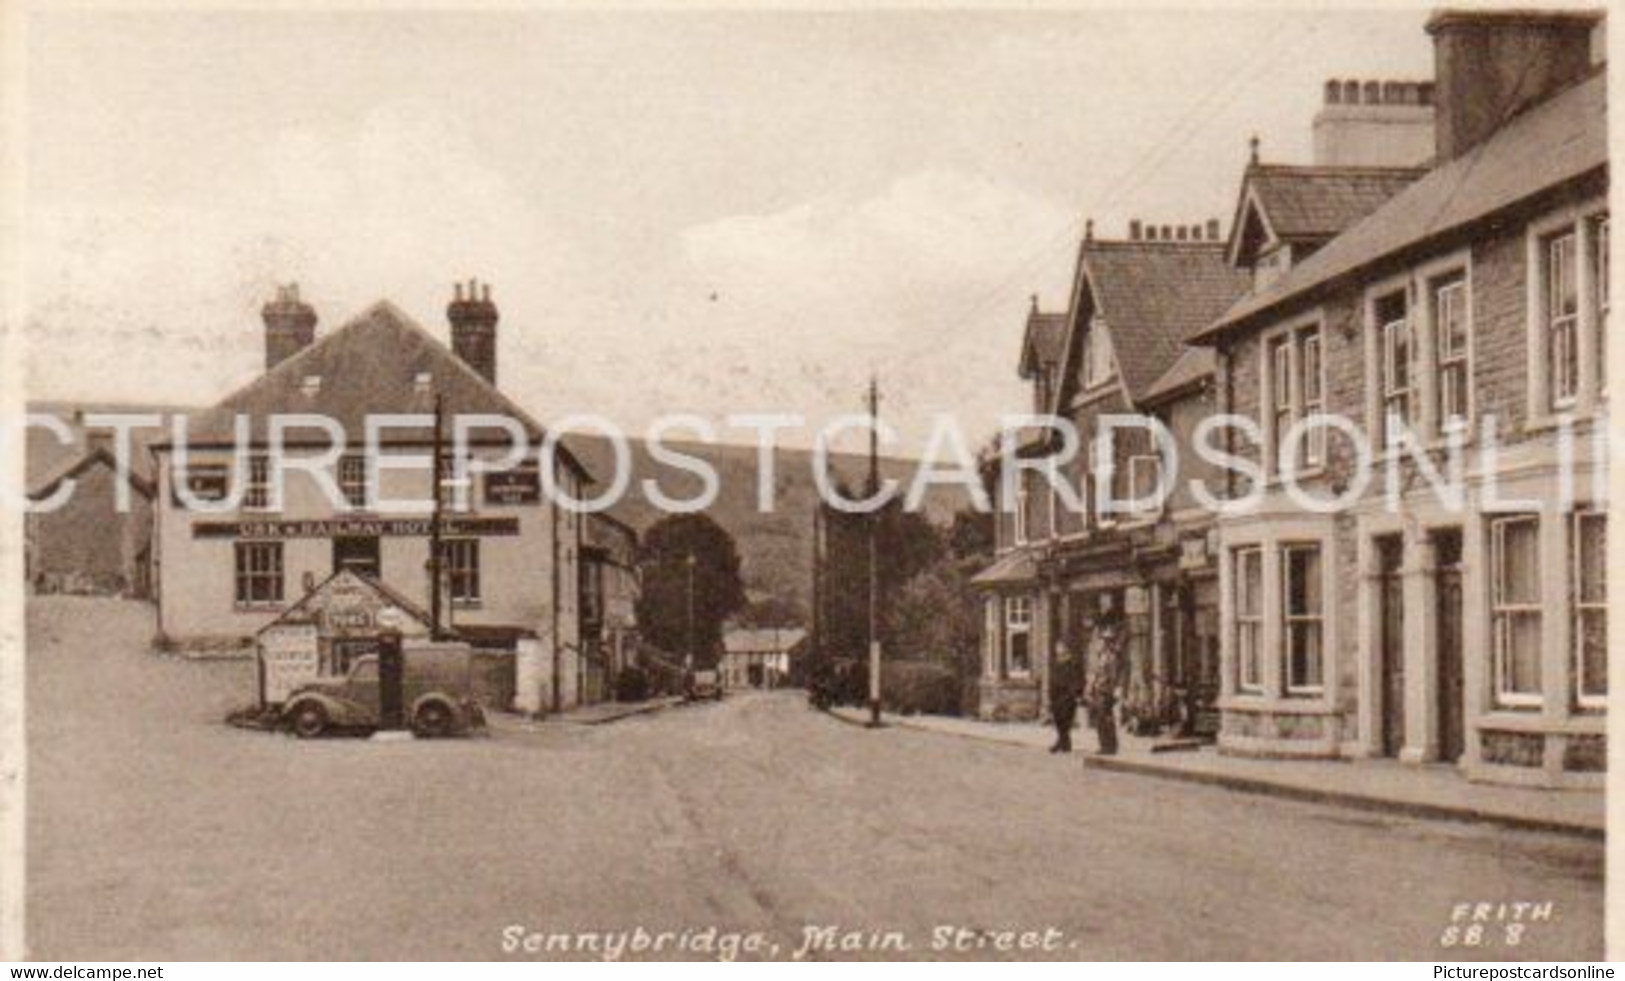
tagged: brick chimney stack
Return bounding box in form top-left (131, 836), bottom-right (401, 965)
top-left (448, 278), bottom-right (499, 385)
top-left (262, 283), bottom-right (317, 372)
top-left (1426, 9), bottom-right (1601, 163)
top-left (1312, 77), bottom-right (1435, 168)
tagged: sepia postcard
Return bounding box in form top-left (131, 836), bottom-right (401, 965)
top-left (0, 0), bottom-right (1618, 967)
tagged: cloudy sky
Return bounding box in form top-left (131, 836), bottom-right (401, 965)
top-left (24, 6), bottom-right (1434, 455)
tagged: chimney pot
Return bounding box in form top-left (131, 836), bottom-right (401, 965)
top-left (1343, 79), bottom-right (1360, 105)
top-left (1176, 225), bottom-right (1188, 241)
top-left (1325, 80), bottom-right (1341, 105)
top-left (1129, 219), bottom-right (1142, 240)
top-left (1160, 225), bottom-right (1173, 241)
top-left (447, 279), bottom-right (499, 385)
top-left (1207, 218), bottom-right (1221, 241)
top-left (262, 282), bottom-right (318, 372)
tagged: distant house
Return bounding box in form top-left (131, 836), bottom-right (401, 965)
top-left (721, 627), bottom-right (807, 690)
top-left (25, 409), bottom-right (165, 598)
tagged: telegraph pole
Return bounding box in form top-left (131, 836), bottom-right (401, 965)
top-left (685, 551), bottom-right (697, 674)
top-left (428, 393), bottom-right (445, 641)
top-left (866, 375), bottom-right (883, 728)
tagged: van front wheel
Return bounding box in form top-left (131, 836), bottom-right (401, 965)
top-left (289, 701), bottom-right (328, 739)
top-left (413, 701), bottom-right (454, 738)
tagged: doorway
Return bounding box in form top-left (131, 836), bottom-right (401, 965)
top-left (1433, 529), bottom-right (1466, 764)
top-left (333, 536), bottom-right (381, 580)
top-left (1376, 535), bottom-right (1406, 757)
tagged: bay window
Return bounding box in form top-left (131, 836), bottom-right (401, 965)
top-left (1282, 545), bottom-right (1324, 693)
top-left (1574, 511), bottom-right (1607, 709)
top-left (1234, 547), bottom-right (1264, 693)
top-left (1490, 516), bottom-right (1543, 707)
top-left (1005, 596), bottom-right (1033, 677)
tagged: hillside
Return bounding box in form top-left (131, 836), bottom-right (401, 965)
top-left (25, 400), bottom-right (979, 620)
top-left (565, 436), bottom-right (977, 618)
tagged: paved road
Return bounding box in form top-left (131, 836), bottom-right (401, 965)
top-left (27, 598), bottom-right (1603, 960)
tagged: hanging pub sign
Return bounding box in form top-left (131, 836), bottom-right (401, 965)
top-left (193, 516), bottom-right (521, 540)
top-left (484, 463), bottom-right (541, 505)
top-left (1178, 532), bottom-right (1213, 571)
top-left (171, 463), bottom-right (230, 506)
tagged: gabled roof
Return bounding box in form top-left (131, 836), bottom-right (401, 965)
top-left (1055, 240), bottom-right (1249, 407)
top-left (1196, 69), bottom-right (1606, 343)
top-left (1018, 308), bottom-right (1069, 379)
top-left (27, 445), bottom-right (155, 502)
top-left (1228, 164), bottom-right (1425, 266)
top-left (159, 301), bottom-right (588, 477)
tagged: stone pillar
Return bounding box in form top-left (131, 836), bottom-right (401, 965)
top-left (1399, 530), bottom-right (1439, 763)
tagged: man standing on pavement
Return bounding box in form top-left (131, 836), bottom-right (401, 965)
top-left (1048, 641), bottom-right (1081, 754)
top-left (1085, 607), bottom-right (1126, 756)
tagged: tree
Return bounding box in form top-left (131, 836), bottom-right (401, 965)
top-left (813, 493), bottom-right (946, 663)
top-left (734, 594), bottom-right (804, 630)
top-left (635, 513), bottom-right (747, 667)
top-left (946, 507), bottom-right (995, 562)
top-left (885, 560), bottom-right (982, 672)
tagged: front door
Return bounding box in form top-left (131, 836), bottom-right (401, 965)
top-left (333, 535), bottom-right (381, 580)
top-left (1377, 535), bottom-right (1406, 757)
top-left (1433, 530), bottom-right (1466, 764)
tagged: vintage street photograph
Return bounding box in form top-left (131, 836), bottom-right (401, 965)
top-left (1, 1), bottom-right (1613, 964)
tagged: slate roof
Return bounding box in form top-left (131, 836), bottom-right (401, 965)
top-left (1197, 70), bottom-right (1606, 342)
top-left (26, 445), bottom-right (155, 502)
top-left (159, 301), bottom-right (588, 478)
top-left (1142, 346), bottom-right (1216, 406)
top-left (25, 402), bottom-right (186, 487)
top-left (1244, 164), bottom-right (1425, 243)
top-left (1018, 310), bottom-right (1069, 379)
top-left (1063, 241), bottom-right (1249, 403)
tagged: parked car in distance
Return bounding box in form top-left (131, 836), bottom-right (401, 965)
top-left (685, 667), bottom-right (723, 701)
top-left (281, 643), bottom-right (486, 739)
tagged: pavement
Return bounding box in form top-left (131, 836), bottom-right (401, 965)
top-left (487, 696), bottom-right (687, 731)
top-left (827, 706), bottom-right (1605, 839)
top-left (26, 598), bottom-right (1605, 960)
